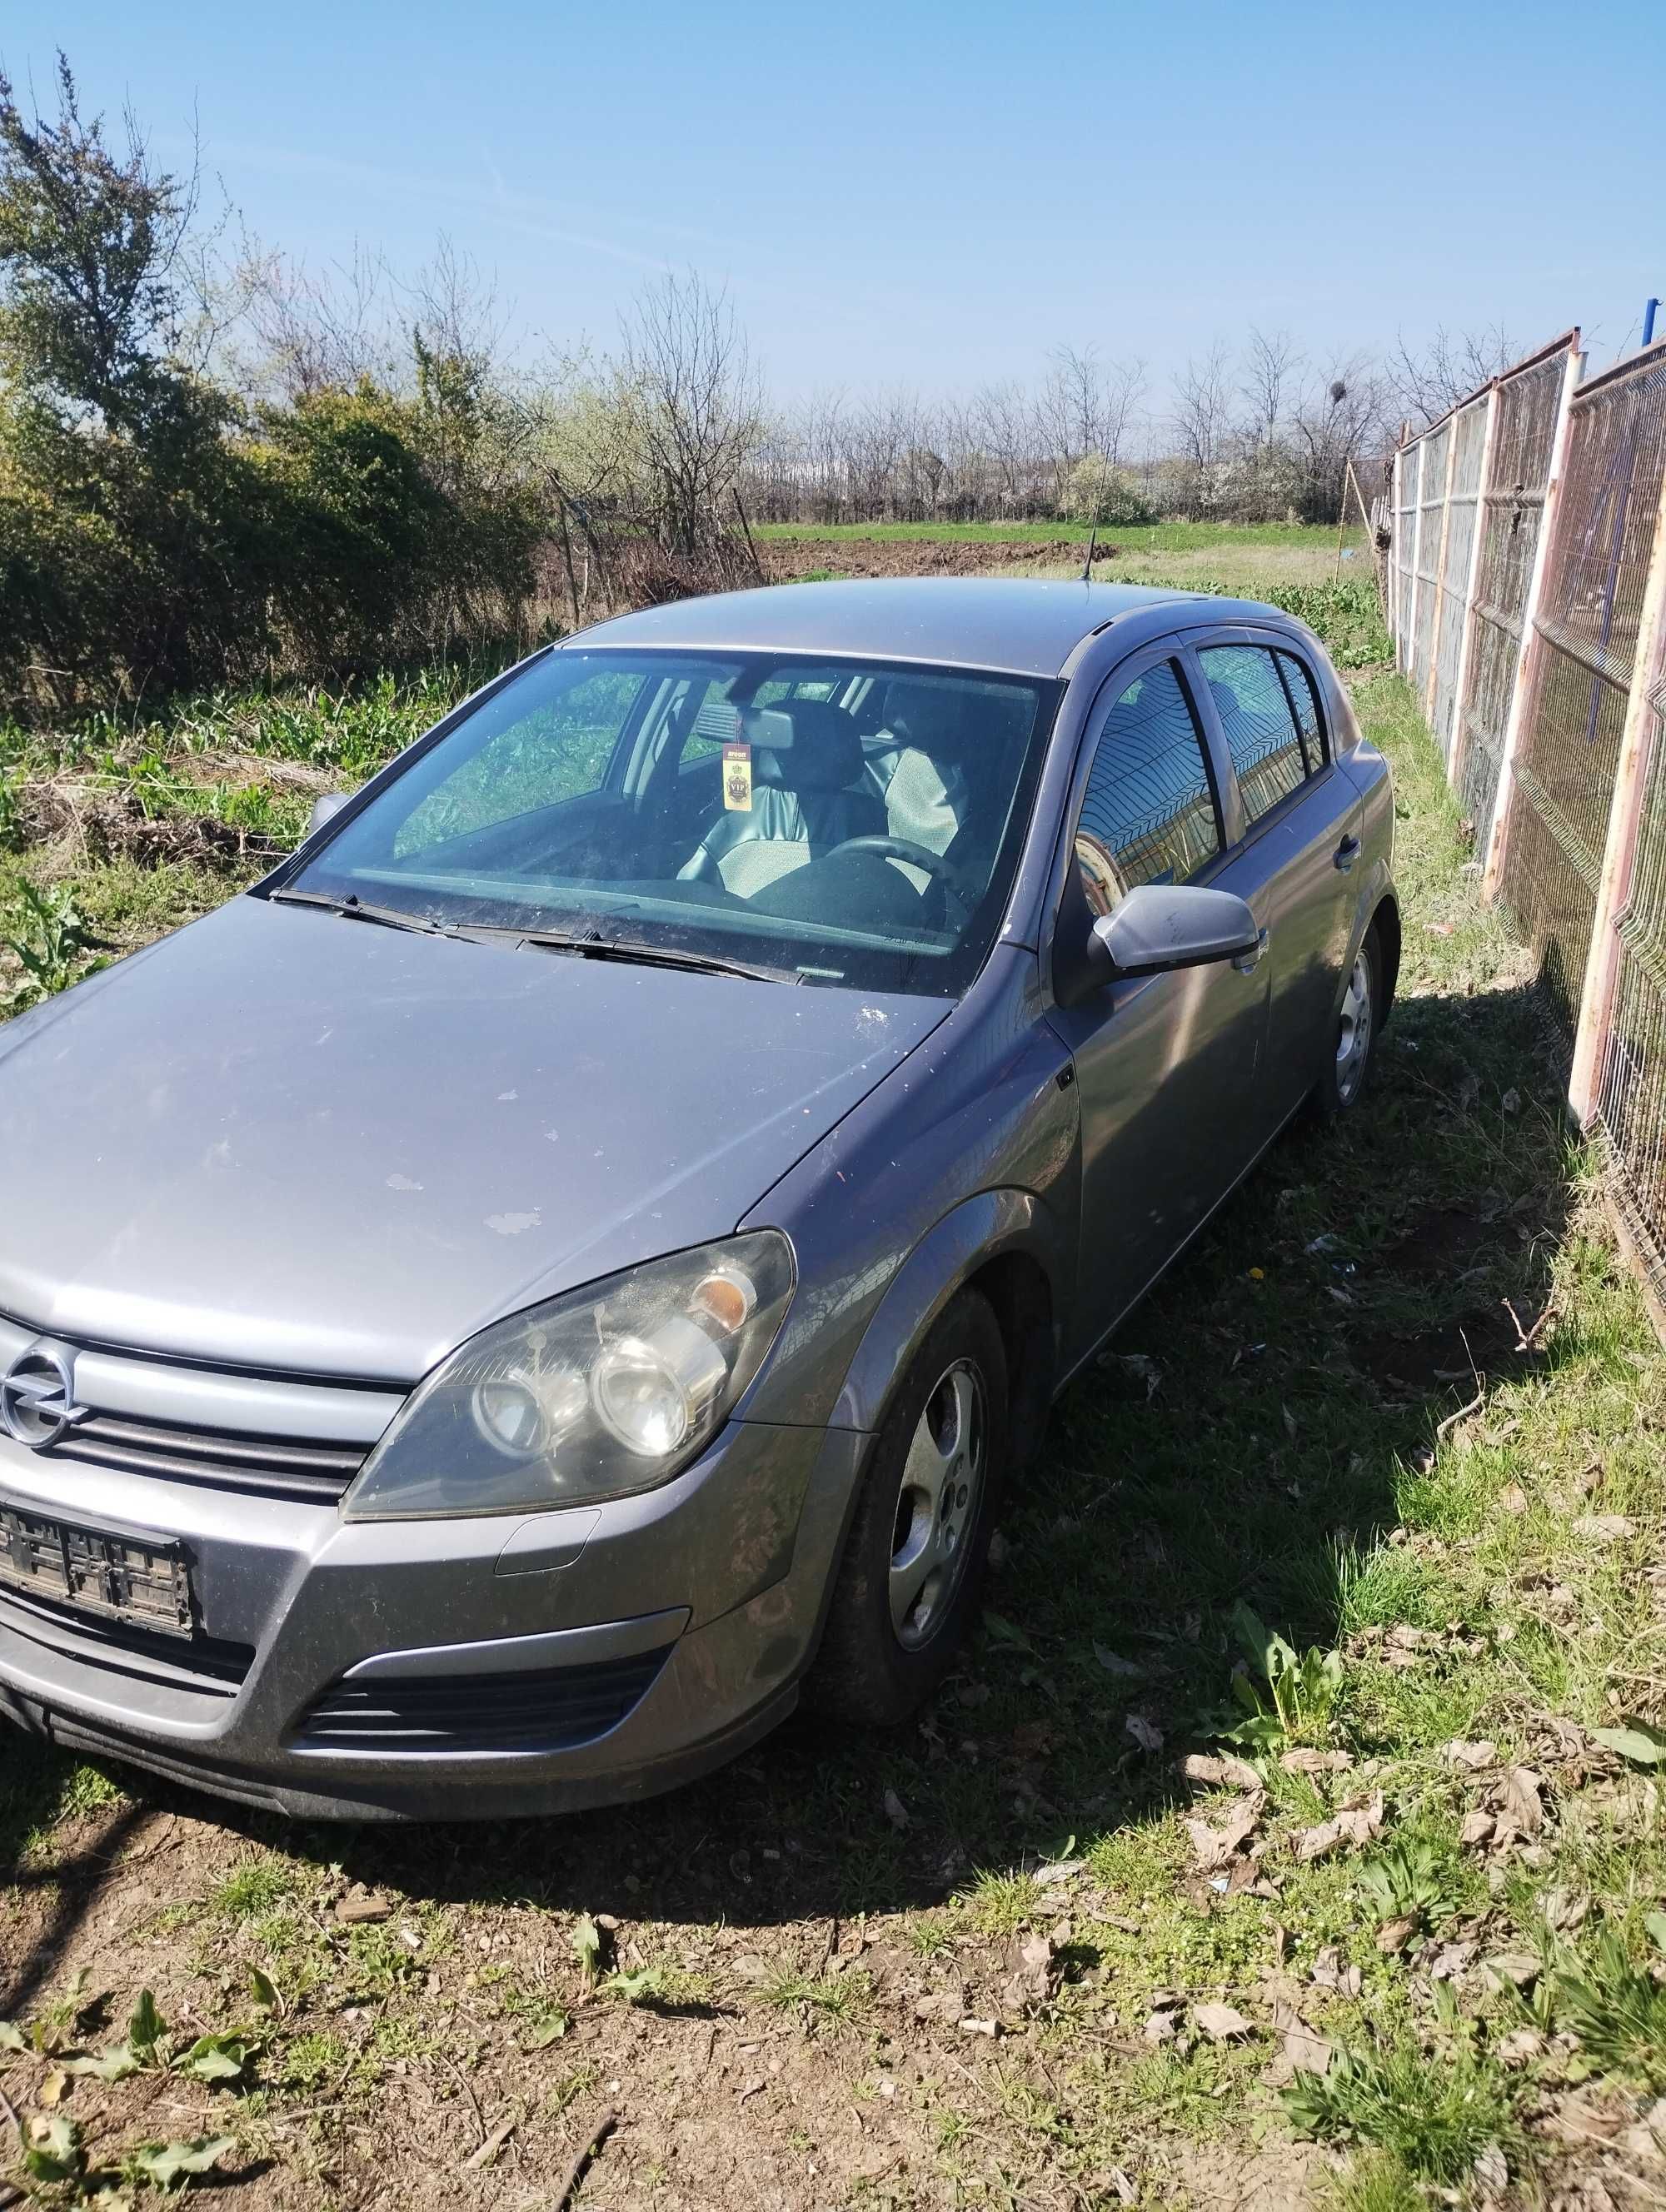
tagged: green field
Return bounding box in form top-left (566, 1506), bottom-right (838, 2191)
top-left (2, 546), bottom-right (1664, 2210)
top-left (757, 518), bottom-right (1364, 551)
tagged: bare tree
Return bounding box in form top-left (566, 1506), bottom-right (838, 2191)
top-left (1170, 342), bottom-right (1236, 515)
top-left (970, 378), bottom-right (1035, 515)
top-left (1385, 323), bottom-right (1518, 428)
top-left (1241, 326), bottom-right (1300, 447)
top-left (1289, 351), bottom-right (1390, 521)
top-left (620, 271), bottom-right (761, 553)
top-left (232, 233), bottom-right (400, 402)
top-left (1035, 345), bottom-right (1146, 510)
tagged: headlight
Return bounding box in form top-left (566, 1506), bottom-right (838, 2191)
top-left (343, 1232), bottom-right (795, 1521)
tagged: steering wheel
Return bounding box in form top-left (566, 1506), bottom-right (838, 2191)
top-left (824, 834), bottom-right (961, 889)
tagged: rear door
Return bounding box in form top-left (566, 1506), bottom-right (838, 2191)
top-left (1046, 646), bottom-right (1275, 1358)
top-left (1188, 632), bottom-right (1364, 1122)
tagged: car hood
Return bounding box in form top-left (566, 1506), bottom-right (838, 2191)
top-left (0, 896), bottom-right (946, 1381)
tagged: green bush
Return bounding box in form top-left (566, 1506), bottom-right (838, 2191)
top-left (0, 60), bottom-right (541, 721)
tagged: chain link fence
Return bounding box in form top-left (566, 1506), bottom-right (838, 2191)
top-left (1389, 330), bottom-right (1666, 1332)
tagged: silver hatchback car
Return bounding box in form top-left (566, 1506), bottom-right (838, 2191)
top-left (0, 580), bottom-right (1396, 1820)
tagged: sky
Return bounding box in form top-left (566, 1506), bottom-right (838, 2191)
top-left (5, 0), bottom-right (1664, 410)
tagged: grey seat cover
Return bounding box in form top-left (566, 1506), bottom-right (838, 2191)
top-left (679, 700), bottom-right (883, 899)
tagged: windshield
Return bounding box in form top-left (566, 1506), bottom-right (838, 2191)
top-left (282, 649), bottom-right (1058, 996)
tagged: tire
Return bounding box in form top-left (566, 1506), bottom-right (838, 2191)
top-left (1314, 923), bottom-right (1382, 1118)
top-left (807, 1289), bottom-right (1009, 1727)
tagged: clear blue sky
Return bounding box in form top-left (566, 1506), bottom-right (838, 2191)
top-left (6, 0), bottom-right (1664, 402)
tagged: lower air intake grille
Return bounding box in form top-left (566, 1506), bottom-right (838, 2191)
top-left (0, 1581), bottom-right (254, 1698)
top-left (292, 1647), bottom-right (672, 1756)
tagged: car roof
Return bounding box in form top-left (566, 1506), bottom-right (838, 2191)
top-left (568, 577), bottom-right (1289, 681)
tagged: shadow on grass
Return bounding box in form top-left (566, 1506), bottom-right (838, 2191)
top-left (2, 971), bottom-right (1581, 1982)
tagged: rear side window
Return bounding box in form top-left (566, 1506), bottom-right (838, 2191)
top-left (1276, 650), bottom-right (1328, 773)
top-left (1075, 659), bottom-right (1221, 909)
top-left (1198, 644), bottom-right (1309, 827)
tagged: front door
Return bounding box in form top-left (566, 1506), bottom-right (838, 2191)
top-left (1046, 650), bottom-right (1274, 1363)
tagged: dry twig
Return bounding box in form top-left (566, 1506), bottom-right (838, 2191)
top-left (552, 2107), bottom-right (616, 2210)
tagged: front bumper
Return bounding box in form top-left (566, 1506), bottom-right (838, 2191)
top-left (0, 1413), bottom-right (869, 1820)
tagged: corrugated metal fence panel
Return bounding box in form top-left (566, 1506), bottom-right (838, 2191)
top-left (1599, 673), bottom-right (1666, 1304)
top-left (1579, 348), bottom-right (1666, 1303)
top-left (1411, 420), bottom-right (1449, 700)
top-left (1429, 399), bottom-right (1488, 760)
top-left (1499, 350), bottom-right (1666, 1034)
top-left (1456, 351), bottom-right (1569, 836)
top-left (1394, 445), bottom-right (1421, 671)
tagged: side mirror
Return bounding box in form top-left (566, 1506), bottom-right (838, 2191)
top-left (307, 792), bottom-right (353, 839)
top-left (1092, 884), bottom-right (1261, 979)
top-left (1057, 882), bottom-right (1261, 1005)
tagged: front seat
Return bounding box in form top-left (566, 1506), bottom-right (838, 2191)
top-left (678, 700), bottom-right (882, 899)
top-left (864, 680), bottom-right (972, 891)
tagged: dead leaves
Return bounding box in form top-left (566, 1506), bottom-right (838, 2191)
top-left (1292, 1790), bottom-right (1386, 1864)
top-left (1444, 1738), bottom-right (1499, 1772)
top-left (1492, 1764), bottom-right (1548, 1843)
top-left (1309, 1945), bottom-right (1363, 1999)
top-left (1279, 1748), bottom-right (1354, 1776)
top-left (1194, 2001), bottom-right (1254, 2043)
top-left (999, 1930), bottom-right (1058, 2017)
top-left (1184, 1801), bottom-right (1261, 1875)
top-left (1183, 1751), bottom-right (1263, 1794)
top-left (1573, 1514), bottom-right (1637, 1543)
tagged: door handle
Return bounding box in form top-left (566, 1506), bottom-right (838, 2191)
top-left (1334, 834), bottom-right (1361, 872)
top-left (1232, 928), bottom-right (1269, 975)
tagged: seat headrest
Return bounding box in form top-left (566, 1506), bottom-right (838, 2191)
top-left (751, 698), bottom-right (862, 791)
top-left (884, 680), bottom-right (964, 753)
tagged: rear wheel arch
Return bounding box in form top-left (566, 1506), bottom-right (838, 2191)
top-left (1371, 894), bottom-right (1401, 1026)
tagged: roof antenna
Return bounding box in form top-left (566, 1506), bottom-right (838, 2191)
top-left (1080, 523), bottom-right (1098, 583)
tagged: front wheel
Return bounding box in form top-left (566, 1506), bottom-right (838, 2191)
top-left (806, 1289), bottom-right (1009, 1726)
top-left (1314, 925), bottom-right (1382, 1117)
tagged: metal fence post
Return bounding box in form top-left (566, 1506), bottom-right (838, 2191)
top-left (1569, 463), bottom-right (1666, 1123)
top-left (1482, 345), bottom-right (1586, 900)
top-left (1388, 451), bottom-right (1401, 642)
top-left (1402, 445), bottom-right (1423, 677)
top-left (1445, 386), bottom-right (1499, 799)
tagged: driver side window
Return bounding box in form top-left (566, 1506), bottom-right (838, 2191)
top-left (1075, 660), bottom-right (1222, 914)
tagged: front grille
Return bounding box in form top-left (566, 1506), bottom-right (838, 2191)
top-left (292, 1647), bottom-right (672, 1756)
top-left (44, 1411), bottom-right (369, 1507)
top-left (0, 1579), bottom-right (254, 1698)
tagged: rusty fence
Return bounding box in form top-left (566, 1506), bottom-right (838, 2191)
top-left (1389, 329), bottom-right (1666, 1328)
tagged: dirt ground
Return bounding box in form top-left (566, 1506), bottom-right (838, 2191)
top-left (762, 532), bottom-right (1364, 595)
top-left (763, 536), bottom-right (1110, 580)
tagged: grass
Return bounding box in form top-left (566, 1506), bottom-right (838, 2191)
top-left (2, 547), bottom-right (1664, 2206)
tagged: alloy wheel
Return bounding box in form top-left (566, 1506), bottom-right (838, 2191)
top-left (1335, 951), bottom-right (1374, 1104)
top-left (889, 1359), bottom-right (986, 1652)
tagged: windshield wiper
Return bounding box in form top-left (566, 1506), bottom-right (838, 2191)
top-left (266, 889), bottom-right (463, 939)
top-left (511, 927), bottom-right (801, 986)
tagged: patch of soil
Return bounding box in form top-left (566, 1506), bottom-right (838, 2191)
top-left (1359, 1305), bottom-right (1525, 1392)
top-left (1374, 1206), bottom-right (1489, 1280)
top-left (765, 536), bottom-right (1117, 580)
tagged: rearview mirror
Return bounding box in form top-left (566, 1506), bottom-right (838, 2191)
top-left (307, 792), bottom-right (353, 838)
top-left (1082, 883), bottom-right (1261, 989)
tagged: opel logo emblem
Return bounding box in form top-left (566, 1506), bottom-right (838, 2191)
top-left (0, 1344), bottom-right (87, 1451)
